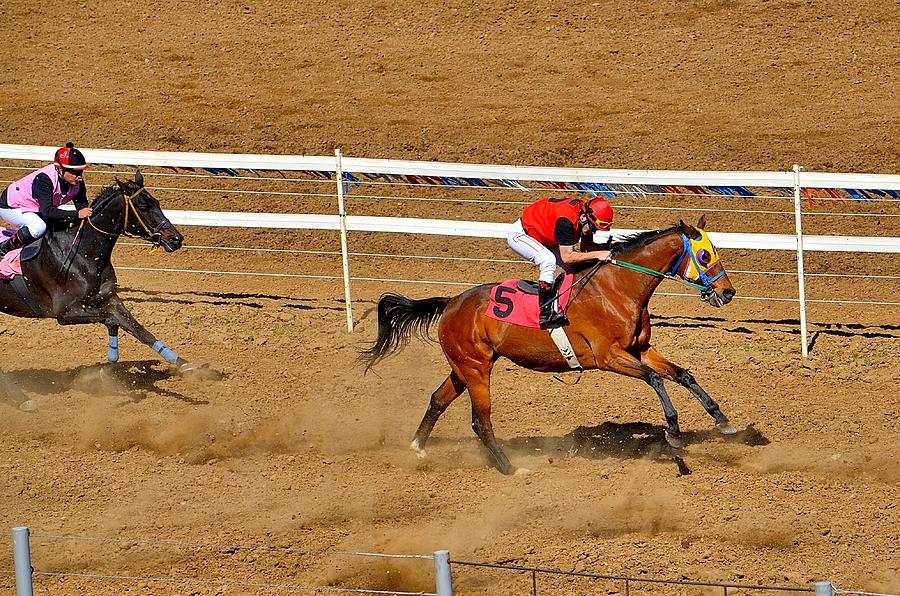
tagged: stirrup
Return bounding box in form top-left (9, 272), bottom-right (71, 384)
top-left (539, 311), bottom-right (569, 330)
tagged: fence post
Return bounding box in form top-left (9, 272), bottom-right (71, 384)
top-left (12, 526), bottom-right (33, 596)
top-left (334, 148), bottom-right (355, 333)
top-left (433, 550), bottom-right (453, 596)
top-left (792, 164), bottom-right (809, 357)
top-left (815, 581), bottom-right (834, 596)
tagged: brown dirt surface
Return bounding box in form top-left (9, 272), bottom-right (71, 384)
top-left (0, 1), bottom-right (898, 595)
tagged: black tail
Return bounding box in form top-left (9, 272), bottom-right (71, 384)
top-left (360, 293), bottom-right (450, 371)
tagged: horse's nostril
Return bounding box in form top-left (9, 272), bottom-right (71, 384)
top-left (723, 288), bottom-right (736, 300)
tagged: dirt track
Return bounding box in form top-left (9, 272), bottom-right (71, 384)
top-left (0, 0), bottom-right (898, 594)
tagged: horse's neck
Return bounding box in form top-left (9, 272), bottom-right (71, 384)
top-left (77, 199), bottom-right (123, 259)
top-left (624, 231), bottom-right (683, 271)
top-left (608, 231), bottom-right (684, 303)
top-left (88, 196), bottom-right (124, 244)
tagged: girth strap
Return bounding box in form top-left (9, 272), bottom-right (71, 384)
top-left (10, 275), bottom-right (41, 315)
top-left (548, 327), bottom-right (583, 371)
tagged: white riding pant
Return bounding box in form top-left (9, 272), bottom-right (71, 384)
top-left (507, 219), bottom-right (559, 284)
top-left (0, 208), bottom-right (47, 238)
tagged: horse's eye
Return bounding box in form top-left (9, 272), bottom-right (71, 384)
top-left (697, 249), bottom-right (711, 266)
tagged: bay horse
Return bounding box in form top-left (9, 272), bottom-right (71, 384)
top-left (363, 216), bottom-right (737, 475)
top-left (0, 171), bottom-right (194, 409)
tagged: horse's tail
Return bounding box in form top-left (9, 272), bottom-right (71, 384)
top-left (360, 293), bottom-right (450, 371)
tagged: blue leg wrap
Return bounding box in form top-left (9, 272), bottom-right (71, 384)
top-left (153, 340), bottom-right (179, 364)
top-left (107, 336), bottom-right (119, 363)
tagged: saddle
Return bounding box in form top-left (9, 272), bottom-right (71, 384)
top-left (486, 272), bottom-right (572, 329)
top-left (513, 272), bottom-right (566, 295)
top-left (515, 280), bottom-right (540, 294)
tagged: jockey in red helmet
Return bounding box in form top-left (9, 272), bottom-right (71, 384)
top-left (0, 142), bottom-right (93, 256)
top-left (508, 196), bottom-right (614, 329)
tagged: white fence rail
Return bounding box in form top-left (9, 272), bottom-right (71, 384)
top-left (1, 144), bottom-right (898, 356)
top-left (10, 527), bottom-right (892, 596)
top-left (3, 144), bottom-right (900, 191)
top-left (131, 210), bottom-right (900, 253)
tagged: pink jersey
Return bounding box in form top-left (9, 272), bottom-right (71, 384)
top-left (6, 164), bottom-right (80, 213)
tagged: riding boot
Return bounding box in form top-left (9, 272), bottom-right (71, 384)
top-left (538, 281), bottom-right (569, 329)
top-left (0, 227), bottom-right (34, 258)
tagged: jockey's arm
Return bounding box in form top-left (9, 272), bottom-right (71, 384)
top-left (552, 217), bottom-right (609, 264)
top-left (558, 243), bottom-right (611, 264)
top-left (33, 174), bottom-right (77, 224)
top-left (72, 182), bottom-right (88, 211)
top-left (579, 236), bottom-right (611, 253)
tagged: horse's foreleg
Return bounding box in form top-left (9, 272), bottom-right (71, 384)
top-left (106, 298), bottom-right (194, 372)
top-left (105, 324), bottom-right (119, 363)
top-left (603, 347), bottom-right (683, 448)
top-left (56, 307), bottom-right (124, 365)
top-left (640, 347), bottom-right (735, 435)
top-left (412, 371), bottom-right (466, 458)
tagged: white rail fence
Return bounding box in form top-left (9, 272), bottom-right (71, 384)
top-left (9, 527), bottom-right (895, 596)
top-left (1, 144), bottom-right (898, 357)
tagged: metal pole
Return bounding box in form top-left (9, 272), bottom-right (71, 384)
top-left (12, 526), bottom-right (33, 596)
top-left (334, 148), bottom-right (355, 333)
top-left (433, 550), bottom-right (453, 596)
top-left (815, 581), bottom-right (834, 596)
top-left (792, 164), bottom-right (809, 357)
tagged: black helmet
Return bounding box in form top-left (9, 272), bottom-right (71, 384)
top-left (54, 142), bottom-right (88, 174)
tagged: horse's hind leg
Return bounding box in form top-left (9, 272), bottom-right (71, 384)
top-left (412, 371), bottom-right (466, 458)
top-left (461, 363), bottom-right (518, 475)
top-left (640, 347), bottom-right (736, 435)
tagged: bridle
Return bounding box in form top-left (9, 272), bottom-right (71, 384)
top-left (83, 186), bottom-right (172, 252)
top-left (665, 233), bottom-right (727, 289)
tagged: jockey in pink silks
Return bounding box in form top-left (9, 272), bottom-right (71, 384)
top-left (0, 142), bottom-right (93, 256)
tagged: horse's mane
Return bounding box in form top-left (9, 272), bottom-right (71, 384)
top-left (90, 183), bottom-right (124, 210)
top-left (608, 225), bottom-right (680, 258)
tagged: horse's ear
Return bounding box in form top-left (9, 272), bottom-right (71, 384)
top-left (113, 176), bottom-right (124, 189)
top-left (134, 170), bottom-right (144, 187)
top-left (697, 214), bottom-right (707, 230)
top-left (678, 219), bottom-right (701, 239)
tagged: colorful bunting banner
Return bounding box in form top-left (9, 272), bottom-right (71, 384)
top-left (91, 163), bottom-right (897, 203)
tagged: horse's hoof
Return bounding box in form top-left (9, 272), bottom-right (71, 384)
top-left (513, 467), bottom-right (531, 476)
top-left (410, 440), bottom-right (427, 459)
top-left (664, 430), bottom-right (684, 449)
top-left (177, 362), bottom-right (198, 374)
top-left (716, 422), bottom-right (737, 435)
top-left (18, 400), bottom-right (38, 413)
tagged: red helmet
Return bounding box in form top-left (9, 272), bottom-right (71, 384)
top-left (54, 142), bottom-right (88, 173)
top-left (584, 198), bottom-right (614, 231)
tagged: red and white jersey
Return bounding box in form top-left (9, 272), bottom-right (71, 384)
top-left (520, 197), bottom-right (584, 248)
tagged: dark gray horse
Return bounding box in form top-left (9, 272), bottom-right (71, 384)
top-left (0, 171), bottom-right (194, 410)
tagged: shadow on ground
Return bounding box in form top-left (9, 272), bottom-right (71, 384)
top-left (507, 421), bottom-right (770, 476)
top-left (0, 359), bottom-right (223, 409)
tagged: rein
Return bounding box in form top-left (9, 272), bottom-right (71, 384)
top-left (609, 259), bottom-right (708, 291)
top-left (558, 232), bottom-right (719, 311)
